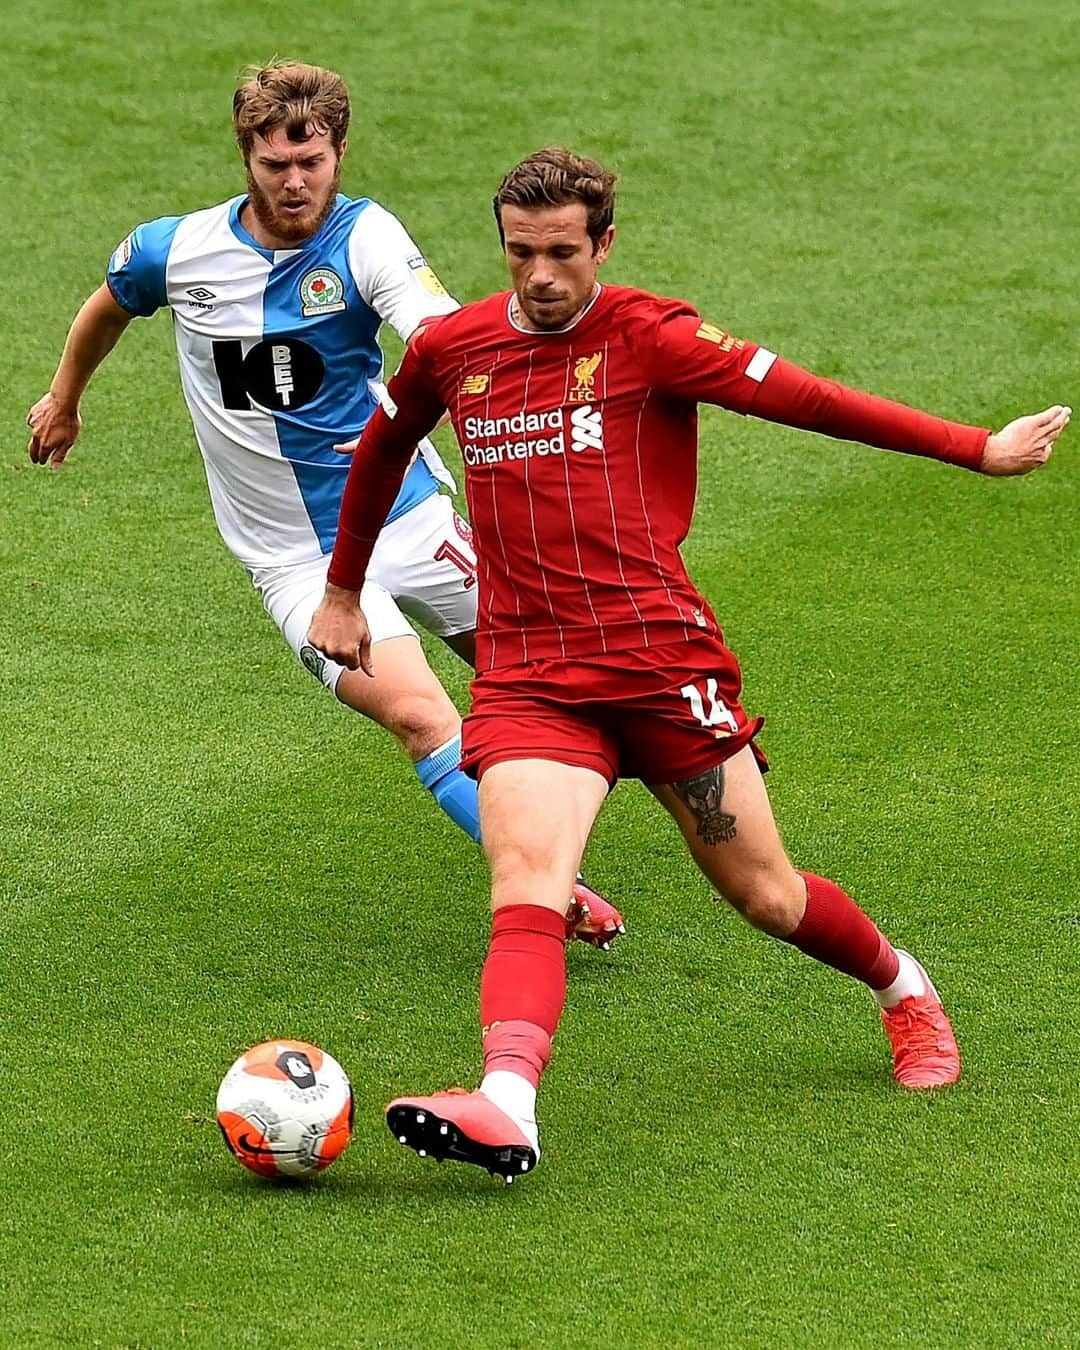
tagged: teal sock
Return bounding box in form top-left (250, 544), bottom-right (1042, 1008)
top-left (414, 735), bottom-right (481, 843)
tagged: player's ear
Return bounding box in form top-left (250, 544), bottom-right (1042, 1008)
top-left (593, 225), bottom-right (616, 265)
top-left (338, 138), bottom-right (348, 161)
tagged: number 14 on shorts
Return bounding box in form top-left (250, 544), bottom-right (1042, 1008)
top-left (680, 679), bottom-right (739, 734)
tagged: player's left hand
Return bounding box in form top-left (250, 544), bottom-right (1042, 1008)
top-left (26, 392), bottom-right (82, 468)
top-left (981, 405), bottom-right (1070, 476)
top-left (307, 586), bottom-right (373, 676)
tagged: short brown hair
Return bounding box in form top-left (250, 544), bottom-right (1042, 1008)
top-left (493, 146), bottom-right (618, 246)
top-left (232, 61), bottom-right (350, 161)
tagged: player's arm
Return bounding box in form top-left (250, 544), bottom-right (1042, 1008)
top-left (26, 284), bottom-right (133, 467)
top-left (348, 203), bottom-right (458, 341)
top-left (331, 208), bottom-right (458, 455)
top-left (749, 357), bottom-right (1070, 476)
top-left (308, 339), bottom-right (448, 674)
top-left (646, 309), bottom-right (1069, 475)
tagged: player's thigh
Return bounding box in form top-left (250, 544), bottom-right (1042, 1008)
top-left (368, 493), bottom-right (478, 640)
top-left (336, 636), bottom-right (461, 756)
top-left (465, 672), bottom-right (616, 912)
top-left (479, 758), bottom-right (610, 914)
top-left (255, 555), bottom-right (410, 689)
top-left (253, 558), bottom-right (459, 753)
top-left (650, 745), bottom-right (804, 934)
top-left (330, 581), bottom-right (461, 754)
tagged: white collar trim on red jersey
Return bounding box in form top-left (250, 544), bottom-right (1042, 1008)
top-left (506, 284), bottom-right (603, 335)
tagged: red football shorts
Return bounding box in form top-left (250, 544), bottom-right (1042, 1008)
top-left (461, 637), bottom-right (766, 787)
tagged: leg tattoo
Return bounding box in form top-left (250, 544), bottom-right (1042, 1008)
top-left (671, 764), bottom-right (737, 845)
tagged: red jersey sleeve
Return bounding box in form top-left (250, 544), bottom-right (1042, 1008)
top-left (748, 358), bottom-right (989, 469)
top-left (637, 301), bottom-right (775, 414)
top-left (326, 329), bottom-right (448, 591)
top-left (637, 298), bottom-right (988, 469)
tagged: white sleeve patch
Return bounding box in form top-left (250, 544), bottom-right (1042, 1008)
top-left (745, 348), bottom-right (777, 383)
top-left (349, 203), bottom-right (458, 343)
top-left (110, 233), bottom-right (133, 272)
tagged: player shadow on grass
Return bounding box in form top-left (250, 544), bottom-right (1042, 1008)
top-left (200, 1160), bottom-right (519, 1198)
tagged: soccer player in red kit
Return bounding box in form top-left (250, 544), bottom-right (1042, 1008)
top-left (309, 148), bottom-right (1070, 1182)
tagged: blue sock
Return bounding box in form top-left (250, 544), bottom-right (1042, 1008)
top-left (414, 735), bottom-right (481, 843)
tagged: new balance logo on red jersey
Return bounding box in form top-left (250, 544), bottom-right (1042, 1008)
top-left (569, 404), bottom-right (603, 453)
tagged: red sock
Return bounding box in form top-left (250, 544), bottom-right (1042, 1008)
top-left (786, 872), bottom-right (900, 991)
top-left (479, 904), bottom-right (567, 1088)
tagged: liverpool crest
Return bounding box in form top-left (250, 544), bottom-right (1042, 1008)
top-left (570, 352), bottom-right (602, 402)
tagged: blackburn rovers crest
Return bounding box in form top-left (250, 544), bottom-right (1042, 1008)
top-left (300, 268), bottom-right (346, 317)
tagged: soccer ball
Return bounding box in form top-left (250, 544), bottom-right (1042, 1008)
top-left (216, 1039), bottom-right (353, 1179)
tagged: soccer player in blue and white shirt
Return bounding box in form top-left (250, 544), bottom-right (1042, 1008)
top-left (26, 61), bottom-right (621, 946)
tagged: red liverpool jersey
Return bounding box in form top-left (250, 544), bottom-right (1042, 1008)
top-left (443, 286), bottom-right (766, 667)
top-left (329, 284), bottom-right (988, 670)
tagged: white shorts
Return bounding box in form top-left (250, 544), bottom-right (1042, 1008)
top-left (249, 492), bottom-right (478, 693)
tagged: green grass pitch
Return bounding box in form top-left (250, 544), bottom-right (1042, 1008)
top-left (4, 1), bottom-right (1078, 1345)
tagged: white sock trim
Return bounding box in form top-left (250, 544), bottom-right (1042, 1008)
top-left (480, 1071), bottom-right (539, 1152)
top-left (874, 950), bottom-right (932, 1009)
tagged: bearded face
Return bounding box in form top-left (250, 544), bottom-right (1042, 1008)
top-left (245, 160), bottom-right (340, 244)
top-left (243, 126), bottom-right (343, 247)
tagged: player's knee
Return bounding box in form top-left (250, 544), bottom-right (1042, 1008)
top-left (380, 691), bottom-right (459, 760)
top-left (336, 664), bottom-right (460, 757)
top-left (488, 845), bottom-right (568, 912)
top-left (491, 878), bottom-right (568, 914)
top-left (720, 868), bottom-right (805, 938)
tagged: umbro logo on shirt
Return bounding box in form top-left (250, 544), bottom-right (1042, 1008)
top-left (186, 286), bottom-right (216, 309)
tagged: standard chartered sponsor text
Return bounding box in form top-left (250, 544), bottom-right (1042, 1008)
top-left (462, 407), bottom-right (567, 465)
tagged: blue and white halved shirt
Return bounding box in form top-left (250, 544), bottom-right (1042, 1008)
top-left (107, 193), bottom-right (458, 567)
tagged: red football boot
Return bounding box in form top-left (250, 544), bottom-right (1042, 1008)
top-left (880, 954), bottom-right (961, 1088)
top-left (567, 878), bottom-right (626, 949)
top-left (386, 1088), bottom-right (538, 1182)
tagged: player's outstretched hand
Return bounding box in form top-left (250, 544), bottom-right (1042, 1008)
top-left (307, 585), bottom-right (374, 676)
top-left (981, 405), bottom-right (1070, 476)
top-left (26, 393), bottom-right (82, 468)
